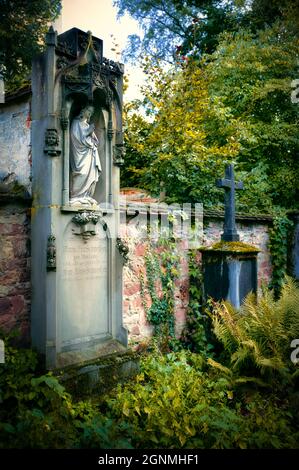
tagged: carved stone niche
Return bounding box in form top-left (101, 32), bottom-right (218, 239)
top-left (55, 28), bottom-right (124, 210)
top-left (64, 96), bottom-right (109, 209)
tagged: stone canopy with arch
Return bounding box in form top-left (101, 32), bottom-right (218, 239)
top-left (56, 27), bottom-right (125, 208)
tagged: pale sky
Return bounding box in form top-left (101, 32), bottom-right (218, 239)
top-left (54, 0), bottom-right (144, 101)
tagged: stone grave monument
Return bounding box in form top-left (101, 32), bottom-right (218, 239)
top-left (200, 164), bottom-right (259, 308)
top-left (31, 27), bottom-right (127, 368)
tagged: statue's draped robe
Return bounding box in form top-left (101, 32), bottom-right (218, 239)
top-left (70, 118), bottom-right (102, 200)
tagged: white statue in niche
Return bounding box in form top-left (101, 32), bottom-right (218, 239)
top-left (69, 105), bottom-right (102, 205)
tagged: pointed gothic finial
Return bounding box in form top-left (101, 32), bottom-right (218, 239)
top-left (46, 25), bottom-right (57, 46)
top-left (79, 30), bottom-right (96, 66)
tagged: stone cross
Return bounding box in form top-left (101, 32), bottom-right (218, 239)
top-left (216, 164), bottom-right (244, 241)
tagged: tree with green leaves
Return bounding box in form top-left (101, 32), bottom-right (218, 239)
top-left (0, 0), bottom-right (61, 90)
top-left (122, 58), bottom-right (240, 206)
top-left (114, 0), bottom-right (299, 63)
top-left (206, 24), bottom-right (299, 211)
top-left (115, 0), bottom-right (242, 62)
top-left (122, 22), bottom-right (299, 212)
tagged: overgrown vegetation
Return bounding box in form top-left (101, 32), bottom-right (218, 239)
top-left (140, 237), bottom-right (181, 350)
top-left (109, 277), bottom-right (299, 449)
top-left (0, 341), bottom-right (132, 449)
top-left (180, 250), bottom-right (213, 355)
top-left (1, 278), bottom-right (298, 448)
top-left (269, 216), bottom-right (294, 297)
top-left (1, 0), bottom-right (298, 451)
top-left (209, 277), bottom-right (299, 387)
top-left (107, 349), bottom-right (298, 449)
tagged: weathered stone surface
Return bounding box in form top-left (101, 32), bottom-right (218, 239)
top-left (57, 350), bottom-right (140, 396)
top-left (56, 339), bottom-right (127, 369)
top-left (201, 246), bottom-right (258, 309)
top-left (122, 202), bottom-right (273, 344)
top-left (0, 97), bottom-right (31, 192)
top-left (216, 164), bottom-right (243, 242)
top-left (0, 204), bottom-right (30, 343)
top-left (29, 27), bottom-right (127, 368)
top-left (59, 224), bottom-right (109, 347)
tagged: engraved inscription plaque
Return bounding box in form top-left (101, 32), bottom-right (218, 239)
top-left (59, 223), bottom-right (109, 348)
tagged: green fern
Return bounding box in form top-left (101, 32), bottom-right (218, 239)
top-left (210, 277), bottom-right (299, 388)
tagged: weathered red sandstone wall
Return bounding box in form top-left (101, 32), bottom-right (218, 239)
top-left (121, 209), bottom-right (273, 345)
top-left (0, 203), bottom-right (31, 343)
top-left (122, 231), bottom-right (190, 344)
top-left (0, 91), bottom-right (31, 343)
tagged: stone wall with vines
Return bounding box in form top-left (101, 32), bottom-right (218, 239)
top-left (122, 213), bottom-right (274, 346)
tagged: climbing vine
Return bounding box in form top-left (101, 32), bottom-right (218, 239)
top-left (180, 251), bottom-right (214, 356)
top-left (140, 238), bottom-right (180, 348)
top-left (268, 215), bottom-right (294, 297)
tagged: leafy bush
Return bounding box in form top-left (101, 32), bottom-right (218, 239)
top-left (106, 350), bottom-right (298, 448)
top-left (0, 343), bottom-right (131, 448)
top-left (107, 351), bottom-right (240, 448)
top-left (1, 277), bottom-right (298, 449)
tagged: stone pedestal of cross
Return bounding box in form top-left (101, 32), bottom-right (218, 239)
top-left (216, 164), bottom-right (244, 241)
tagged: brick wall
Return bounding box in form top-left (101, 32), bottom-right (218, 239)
top-left (0, 203), bottom-right (31, 344)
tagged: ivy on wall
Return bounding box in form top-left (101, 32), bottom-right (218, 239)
top-left (140, 238), bottom-right (180, 348)
top-left (180, 250), bottom-right (214, 356)
top-left (137, 214), bottom-right (295, 352)
top-left (268, 215), bottom-right (294, 297)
